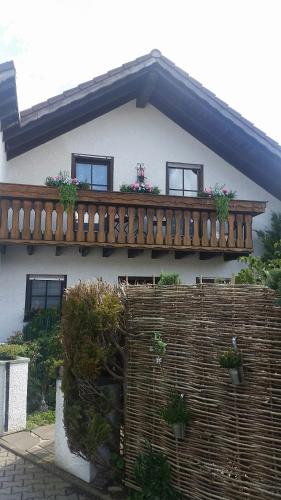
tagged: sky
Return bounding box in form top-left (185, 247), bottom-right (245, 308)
top-left (1, 0), bottom-right (280, 143)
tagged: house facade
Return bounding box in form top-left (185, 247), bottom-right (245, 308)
top-left (0, 50), bottom-right (281, 340)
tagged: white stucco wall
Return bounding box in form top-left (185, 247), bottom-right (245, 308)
top-left (0, 101), bottom-right (280, 339)
top-left (0, 358), bottom-right (29, 435)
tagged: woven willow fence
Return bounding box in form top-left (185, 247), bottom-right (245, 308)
top-left (124, 285), bottom-right (281, 499)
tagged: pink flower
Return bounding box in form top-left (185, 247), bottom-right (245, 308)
top-left (222, 188), bottom-right (228, 195)
top-left (205, 187), bottom-right (212, 194)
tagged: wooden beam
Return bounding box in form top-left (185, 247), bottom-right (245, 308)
top-left (199, 252), bottom-right (221, 260)
top-left (224, 252), bottom-right (249, 261)
top-left (175, 251), bottom-right (196, 260)
top-left (151, 250), bottom-right (169, 259)
top-left (79, 247), bottom-right (90, 257)
top-left (26, 245), bottom-right (34, 255)
top-left (55, 246), bottom-right (63, 256)
top-left (136, 71), bottom-right (159, 108)
top-left (102, 248), bottom-right (115, 258)
top-left (0, 245), bottom-right (6, 255)
top-left (128, 249), bottom-right (144, 258)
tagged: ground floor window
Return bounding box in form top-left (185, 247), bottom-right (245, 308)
top-left (25, 274), bottom-right (67, 320)
top-left (118, 276), bottom-right (160, 285)
top-left (196, 276), bottom-right (231, 284)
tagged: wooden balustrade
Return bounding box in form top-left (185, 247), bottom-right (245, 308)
top-left (0, 183), bottom-right (266, 253)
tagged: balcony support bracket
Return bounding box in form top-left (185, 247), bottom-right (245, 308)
top-left (26, 245), bottom-right (34, 256)
top-left (175, 251), bottom-right (196, 260)
top-left (128, 249), bottom-right (144, 259)
top-left (152, 250), bottom-right (169, 259)
top-left (79, 247), bottom-right (90, 257)
top-left (102, 248), bottom-right (115, 258)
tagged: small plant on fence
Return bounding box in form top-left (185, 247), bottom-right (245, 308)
top-left (219, 348), bottom-right (244, 385)
top-left (157, 272), bottom-right (181, 286)
top-left (45, 170), bottom-right (89, 210)
top-left (129, 444), bottom-right (181, 499)
top-left (120, 163), bottom-right (160, 195)
top-left (200, 184), bottom-right (236, 222)
top-left (160, 393), bottom-right (191, 440)
top-left (150, 331), bottom-right (167, 365)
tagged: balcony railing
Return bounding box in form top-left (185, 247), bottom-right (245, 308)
top-left (0, 183), bottom-right (266, 253)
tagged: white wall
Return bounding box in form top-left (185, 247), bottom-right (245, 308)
top-left (0, 101), bottom-right (280, 339)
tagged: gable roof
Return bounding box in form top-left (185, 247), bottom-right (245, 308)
top-left (1, 50), bottom-right (281, 200)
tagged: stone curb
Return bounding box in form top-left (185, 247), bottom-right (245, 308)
top-left (0, 438), bottom-right (112, 500)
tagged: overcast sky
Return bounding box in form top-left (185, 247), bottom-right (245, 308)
top-left (1, 0), bottom-right (280, 143)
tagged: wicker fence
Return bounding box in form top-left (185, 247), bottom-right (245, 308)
top-left (124, 285), bottom-right (281, 499)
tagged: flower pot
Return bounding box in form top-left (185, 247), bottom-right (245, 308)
top-left (228, 366), bottom-right (244, 385)
top-left (172, 422), bottom-right (185, 440)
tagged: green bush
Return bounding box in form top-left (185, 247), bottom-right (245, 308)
top-left (219, 348), bottom-right (242, 369)
top-left (160, 393), bottom-right (191, 426)
top-left (0, 344), bottom-right (28, 360)
top-left (26, 410), bottom-right (55, 430)
top-left (130, 445), bottom-right (181, 499)
top-left (61, 280), bottom-right (125, 462)
top-left (23, 309), bottom-right (60, 341)
top-left (158, 273), bottom-right (181, 286)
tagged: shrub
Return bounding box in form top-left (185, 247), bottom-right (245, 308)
top-left (0, 344), bottom-right (27, 360)
top-left (219, 348), bottom-right (242, 369)
top-left (160, 393), bottom-right (191, 426)
top-left (61, 280), bottom-right (125, 462)
top-left (26, 410), bottom-right (55, 430)
top-left (158, 273), bottom-right (181, 286)
top-left (130, 445), bottom-right (180, 499)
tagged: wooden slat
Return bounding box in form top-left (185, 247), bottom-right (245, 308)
top-left (76, 203), bottom-right (86, 242)
top-left (87, 205), bottom-right (96, 243)
top-left (210, 212), bottom-right (217, 247)
top-left (127, 207), bottom-right (135, 244)
top-left (66, 208), bottom-right (74, 242)
top-left (146, 208), bottom-right (155, 245)
top-left (183, 210), bottom-right (191, 246)
top-left (136, 207), bottom-right (145, 245)
top-left (118, 207), bottom-right (126, 244)
top-left (244, 215), bottom-right (253, 249)
top-left (155, 209), bottom-right (164, 245)
top-left (227, 214), bottom-right (235, 248)
top-left (174, 210), bottom-right (182, 246)
top-left (11, 200), bottom-right (21, 240)
top-left (97, 206), bottom-right (106, 243)
top-left (201, 211), bottom-right (209, 247)
top-left (33, 201), bottom-right (43, 240)
top-left (0, 199), bottom-right (9, 239)
top-left (165, 209), bottom-right (173, 246)
top-left (236, 214), bottom-right (244, 248)
top-left (192, 211), bottom-right (200, 246)
top-left (55, 203), bottom-right (64, 241)
top-left (22, 200), bottom-right (32, 240)
top-left (44, 201), bottom-right (53, 241)
top-left (219, 221), bottom-right (227, 248)
top-left (107, 206), bottom-right (116, 244)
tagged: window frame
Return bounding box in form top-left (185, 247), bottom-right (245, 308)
top-left (24, 274), bottom-right (67, 320)
top-left (196, 277), bottom-right (231, 284)
top-left (118, 276), bottom-right (160, 285)
top-left (166, 162), bottom-right (204, 197)
top-left (71, 153), bottom-right (114, 191)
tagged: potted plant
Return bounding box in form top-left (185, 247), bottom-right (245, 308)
top-left (45, 170), bottom-right (89, 210)
top-left (150, 331), bottom-right (167, 365)
top-left (200, 184), bottom-right (236, 222)
top-left (120, 163), bottom-right (160, 194)
top-left (219, 348), bottom-right (244, 385)
top-left (160, 392), bottom-right (191, 439)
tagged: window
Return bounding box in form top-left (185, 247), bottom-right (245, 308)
top-left (71, 154), bottom-right (114, 191)
top-left (196, 277), bottom-right (231, 284)
top-left (118, 276), bottom-right (160, 285)
top-left (25, 275), bottom-right (67, 319)
top-left (166, 163), bottom-right (203, 197)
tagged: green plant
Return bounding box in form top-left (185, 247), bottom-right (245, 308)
top-left (130, 445), bottom-right (180, 499)
top-left (0, 344), bottom-right (28, 360)
top-left (157, 272), bottom-right (181, 286)
top-left (152, 332), bottom-right (167, 357)
top-left (120, 164), bottom-right (160, 195)
top-left (160, 393), bottom-right (191, 426)
top-left (45, 170), bottom-right (89, 210)
top-left (256, 212), bottom-right (281, 261)
top-left (200, 184), bottom-right (236, 222)
top-left (26, 410), bottom-right (55, 430)
top-left (266, 269), bottom-right (281, 305)
top-left (219, 348), bottom-right (242, 369)
top-left (23, 309), bottom-right (60, 341)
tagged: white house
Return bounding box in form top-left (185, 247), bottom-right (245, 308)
top-left (0, 49), bottom-right (280, 340)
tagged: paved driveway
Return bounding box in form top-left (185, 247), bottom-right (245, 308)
top-left (0, 446), bottom-right (91, 499)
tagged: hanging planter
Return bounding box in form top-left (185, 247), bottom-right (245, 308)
top-left (45, 171), bottom-right (89, 210)
top-left (160, 393), bottom-right (191, 440)
top-left (200, 184), bottom-right (236, 222)
top-left (219, 347), bottom-right (244, 385)
top-left (150, 332), bottom-right (167, 365)
top-left (120, 163), bottom-right (160, 194)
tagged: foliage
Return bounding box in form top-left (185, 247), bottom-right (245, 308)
top-left (120, 163), bottom-right (160, 194)
top-left (200, 184), bottom-right (236, 222)
top-left (0, 344), bottom-right (28, 360)
top-left (45, 170), bottom-right (89, 210)
top-left (256, 212), bottom-right (281, 261)
top-left (129, 445), bottom-right (181, 499)
top-left (219, 348), bottom-right (242, 369)
top-left (26, 410), bottom-right (55, 430)
top-left (152, 332), bottom-right (167, 357)
top-left (7, 310), bottom-right (63, 412)
top-left (158, 272), bottom-right (181, 286)
top-left (61, 280), bottom-right (125, 462)
top-left (160, 393), bottom-right (191, 426)
top-left (266, 269), bottom-right (281, 305)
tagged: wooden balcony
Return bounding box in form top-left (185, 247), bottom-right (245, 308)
top-left (0, 183), bottom-right (266, 256)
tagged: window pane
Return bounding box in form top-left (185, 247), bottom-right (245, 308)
top-left (92, 164), bottom-right (107, 186)
top-left (184, 169), bottom-right (198, 191)
top-left (76, 163), bottom-right (91, 184)
top-left (171, 190), bottom-right (183, 196)
top-left (46, 297), bottom-right (61, 309)
top-left (92, 184), bottom-right (108, 191)
top-left (47, 281), bottom-right (62, 296)
top-left (32, 281), bottom-right (46, 296)
top-left (31, 297), bottom-right (46, 310)
top-left (169, 168), bottom-right (182, 190)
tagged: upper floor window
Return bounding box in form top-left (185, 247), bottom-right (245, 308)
top-left (25, 274), bottom-right (67, 320)
top-left (166, 162), bottom-right (203, 197)
top-left (71, 154), bottom-right (114, 191)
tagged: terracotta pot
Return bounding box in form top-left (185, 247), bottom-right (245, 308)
top-left (172, 422), bottom-right (185, 440)
top-left (228, 366), bottom-right (244, 385)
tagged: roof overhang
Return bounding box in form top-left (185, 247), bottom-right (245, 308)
top-left (1, 50), bottom-right (281, 200)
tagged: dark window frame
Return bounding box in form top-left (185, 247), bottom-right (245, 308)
top-left (196, 276), bottom-right (231, 284)
top-left (71, 153), bottom-right (114, 191)
top-left (166, 162), bottom-right (204, 196)
top-left (118, 276), bottom-right (160, 285)
top-left (24, 274), bottom-right (67, 320)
